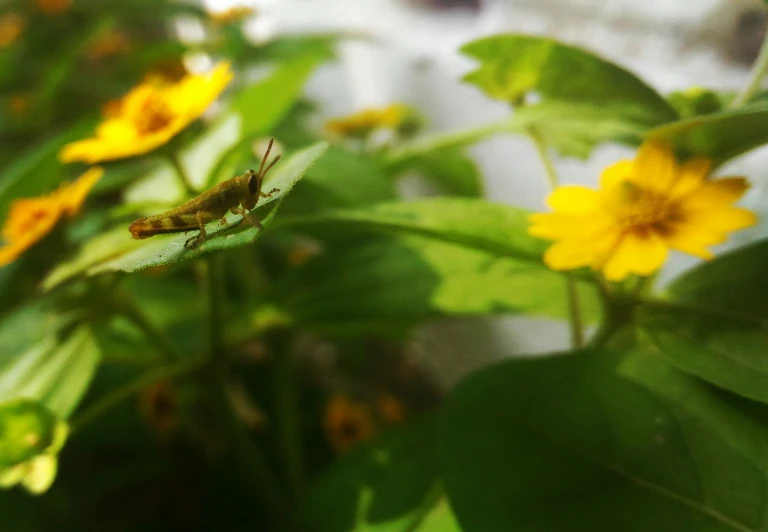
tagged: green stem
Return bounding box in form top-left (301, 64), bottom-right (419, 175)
top-left (115, 295), bottom-right (180, 362)
top-left (167, 151), bottom-right (197, 197)
top-left (731, 28), bottom-right (768, 109)
top-left (528, 128), bottom-right (584, 349)
top-left (565, 274), bottom-right (585, 349)
top-left (270, 329), bottom-right (304, 500)
top-left (528, 127), bottom-right (558, 190)
top-left (207, 377), bottom-right (287, 520)
top-left (71, 357), bottom-right (203, 432)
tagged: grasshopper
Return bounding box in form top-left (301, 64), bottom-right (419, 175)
top-left (129, 138), bottom-right (281, 249)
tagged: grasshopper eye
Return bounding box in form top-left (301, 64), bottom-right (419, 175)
top-left (248, 172), bottom-right (260, 195)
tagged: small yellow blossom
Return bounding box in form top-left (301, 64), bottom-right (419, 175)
top-left (529, 141), bottom-right (757, 281)
top-left (208, 5), bottom-right (256, 25)
top-left (325, 104), bottom-right (407, 138)
top-left (323, 395), bottom-right (374, 453)
top-left (0, 13), bottom-right (25, 48)
top-left (59, 62), bottom-right (233, 164)
top-left (0, 168), bottom-right (103, 267)
top-left (34, 0), bottom-right (72, 14)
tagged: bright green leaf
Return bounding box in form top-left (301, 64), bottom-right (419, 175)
top-left (0, 400), bottom-right (60, 469)
top-left (438, 349), bottom-right (768, 531)
top-left (0, 325), bottom-right (101, 419)
top-left (395, 147), bottom-right (484, 197)
top-left (50, 142), bottom-right (328, 275)
top-left (460, 34), bottom-right (676, 123)
top-left (647, 105), bottom-right (768, 165)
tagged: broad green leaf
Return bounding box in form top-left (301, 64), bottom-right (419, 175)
top-left (460, 34), bottom-right (676, 124)
top-left (293, 418), bottom-right (446, 532)
top-left (665, 88), bottom-right (730, 119)
top-left (0, 325), bottom-right (101, 419)
top-left (48, 142), bottom-right (328, 275)
top-left (0, 400), bottom-right (60, 469)
top-left (275, 234), bottom-right (600, 334)
top-left (639, 239), bottom-right (768, 404)
top-left (647, 105), bottom-right (768, 165)
top-left (438, 349), bottom-right (768, 531)
top-left (279, 146), bottom-right (397, 216)
top-left (394, 147), bottom-right (484, 197)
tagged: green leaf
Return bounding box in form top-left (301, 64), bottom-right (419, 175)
top-left (638, 239), bottom-right (768, 404)
top-left (276, 234), bottom-right (600, 334)
top-left (647, 105), bottom-right (768, 165)
top-left (0, 325), bottom-right (101, 419)
top-left (460, 34), bottom-right (676, 123)
top-left (396, 147), bottom-right (484, 197)
top-left (293, 418), bottom-right (449, 532)
top-left (279, 146), bottom-right (397, 216)
top-left (0, 400), bottom-right (60, 469)
top-left (438, 349), bottom-right (768, 531)
top-left (48, 142), bottom-right (328, 275)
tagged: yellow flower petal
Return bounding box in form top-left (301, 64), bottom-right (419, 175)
top-left (545, 185), bottom-right (601, 214)
top-left (58, 167), bottom-right (104, 216)
top-left (684, 177), bottom-right (750, 209)
top-left (602, 231), bottom-right (668, 281)
top-left (668, 157), bottom-right (710, 198)
top-left (599, 160), bottom-right (633, 189)
top-left (58, 62), bottom-right (233, 164)
top-left (631, 140), bottom-right (678, 192)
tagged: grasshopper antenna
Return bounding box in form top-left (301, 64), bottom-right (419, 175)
top-left (258, 138), bottom-right (274, 176)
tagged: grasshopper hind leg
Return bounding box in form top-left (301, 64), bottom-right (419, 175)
top-left (231, 206), bottom-right (263, 230)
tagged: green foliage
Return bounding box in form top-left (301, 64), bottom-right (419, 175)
top-left (439, 349), bottom-right (768, 531)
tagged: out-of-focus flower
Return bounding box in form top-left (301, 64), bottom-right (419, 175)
top-left (59, 62), bottom-right (233, 164)
top-left (208, 5), bottom-right (256, 25)
top-left (529, 140), bottom-right (757, 281)
top-left (86, 27), bottom-right (131, 60)
top-left (8, 93), bottom-right (31, 117)
top-left (325, 104), bottom-right (408, 138)
top-left (376, 392), bottom-right (405, 424)
top-left (0, 13), bottom-right (24, 48)
top-left (0, 168), bottom-right (103, 267)
top-left (35, 0), bottom-right (72, 14)
top-left (323, 395), bottom-right (374, 453)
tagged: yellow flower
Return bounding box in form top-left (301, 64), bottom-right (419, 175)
top-left (0, 13), bottom-right (24, 48)
top-left (35, 0), bottom-right (72, 14)
top-left (0, 168), bottom-right (103, 267)
top-left (59, 62), bottom-right (233, 164)
top-left (325, 104), bottom-right (407, 138)
top-left (323, 395), bottom-right (374, 453)
top-left (208, 5), bottom-right (256, 25)
top-left (529, 141), bottom-right (757, 281)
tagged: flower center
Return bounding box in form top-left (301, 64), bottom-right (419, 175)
top-left (131, 92), bottom-right (174, 135)
top-left (615, 181), bottom-right (681, 236)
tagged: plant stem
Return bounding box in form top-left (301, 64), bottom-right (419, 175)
top-left (731, 28), bottom-right (768, 109)
top-left (565, 273), bottom-right (585, 348)
top-left (528, 128), bottom-right (584, 349)
top-left (167, 151), bottom-right (197, 197)
top-left (528, 127), bottom-right (559, 191)
top-left (116, 295), bottom-right (180, 362)
top-left (71, 357), bottom-right (203, 432)
top-left (270, 329), bottom-right (304, 500)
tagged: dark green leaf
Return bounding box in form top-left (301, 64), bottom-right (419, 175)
top-left (638, 239), bottom-right (768, 404)
top-left (293, 418), bottom-right (446, 532)
top-left (647, 105), bottom-right (768, 165)
top-left (460, 34), bottom-right (676, 123)
top-left (438, 348), bottom-right (768, 531)
top-left (52, 142), bottom-right (328, 274)
top-left (397, 147), bottom-right (484, 197)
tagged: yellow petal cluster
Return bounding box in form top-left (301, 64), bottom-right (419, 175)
top-left (59, 62), bottom-right (234, 164)
top-left (529, 140), bottom-right (757, 281)
top-left (325, 104), bottom-right (407, 138)
top-left (0, 168), bottom-right (103, 267)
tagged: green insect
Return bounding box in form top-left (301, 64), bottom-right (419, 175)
top-left (129, 138), bottom-right (281, 249)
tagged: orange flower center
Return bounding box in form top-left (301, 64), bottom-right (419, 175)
top-left (133, 93), bottom-right (174, 135)
top-left (613, 182), bottom-right (681, 236)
